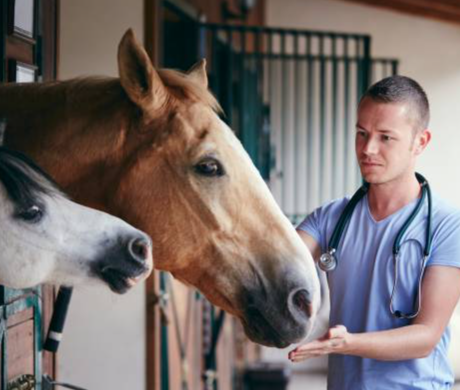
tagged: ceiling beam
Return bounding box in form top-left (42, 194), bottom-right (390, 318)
top-left (341, 0), bottom-right (460, 25)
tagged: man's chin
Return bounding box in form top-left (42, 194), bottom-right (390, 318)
top-left (361, 172), bottom-right (384, 185)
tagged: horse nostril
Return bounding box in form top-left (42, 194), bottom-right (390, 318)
top-left (128, 237), bottom-right (151, 263)
top-left (291, 289), bottom-right (313, 318)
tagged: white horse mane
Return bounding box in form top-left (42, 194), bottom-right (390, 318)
top-left (0, 147), bottom-right (65, 208)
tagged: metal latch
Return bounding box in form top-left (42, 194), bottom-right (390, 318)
top-left (42, 375), bottom-right (87, 390)
top-left (7, 374), bottom-right (36, 390)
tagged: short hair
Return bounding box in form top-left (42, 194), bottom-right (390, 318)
top-left (360, 75), bottom-right (430, 131)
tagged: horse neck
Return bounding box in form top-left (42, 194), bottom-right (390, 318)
top-left (0, 82), bottom-right (65, 114)
top-left (1, 78), bottom-right (132, 205)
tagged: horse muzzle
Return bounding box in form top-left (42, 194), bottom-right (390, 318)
top-left (240, 285), bottom-right (318, 348)
top-left (92, 235), bottom-right (153, 294)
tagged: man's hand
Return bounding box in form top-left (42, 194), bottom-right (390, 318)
top-left (288, 325), bottom-right (350, 362)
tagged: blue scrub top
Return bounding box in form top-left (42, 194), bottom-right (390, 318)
top-left (298, 193), bottom-right (460, 390)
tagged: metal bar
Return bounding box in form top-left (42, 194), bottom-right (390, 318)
top-left (362, 36), bottom-right (372, 92)
top-left (359, 37), bottom-right (372, 191)
top-left (226, 28), bottom-right (234, 127)
top-left (356, 38), bottom-right (363, 103)
top-left (1, 305), bottom-right (6, 390)
top-left (319, 36), bottom-right (326, 203)
top-left (331, 36), bottom-right (339, 199)
top-left (343, 38), bottom-right (350, 194)
top-left (355, 38), bottom-right (363, 187)
top-left (239, 27), bottom-right (247, 144)
top-left (293, 32), bottom-right (300, 215)
top-left (160, 273), bottom-right (170, 390)
top-left (210, 26), bottom-right (220, 100)
top-left (204, 309), bottom-right (225, 390)
top-left (267, 31), bottom-right (274, 187)
top-left (209, 305), bottom-right (217, 390)
top-left (280, 31), bottom-right (287, 211)
top-left (255, 29), bottom-right (263, 176)
top-left (371, 61), bottom-right (376, 84)
top-left (267, 31), bottom-right (274, 188)
top-left (34, 292), bottom-right (42, 388)
top-left (392, 60), bottom-right (399, 75)
top-left (306, 34), bottom-right (314, 212)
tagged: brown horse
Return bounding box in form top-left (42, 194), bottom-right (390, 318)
top-left (0, 29), bottom-right (319, 348)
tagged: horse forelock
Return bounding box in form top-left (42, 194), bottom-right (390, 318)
top-left (158, 69), bottom-right (222, 114)
top-left (0, 147), bottom-right (64, 209)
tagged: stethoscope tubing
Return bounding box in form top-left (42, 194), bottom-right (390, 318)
top-left (319, 173), bottom-right (433, 319)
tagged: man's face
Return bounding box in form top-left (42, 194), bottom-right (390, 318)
top-left (355, 97), bottom-right (429, 185)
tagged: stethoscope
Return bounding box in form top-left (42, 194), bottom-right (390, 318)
top-left (318, 173), bottom-right (433, 319)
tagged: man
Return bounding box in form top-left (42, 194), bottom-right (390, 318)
top-left (290, 76), bottom-right (460, 389)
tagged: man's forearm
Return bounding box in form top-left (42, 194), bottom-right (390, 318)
top-left (345, 324), bottom-right (437, 361)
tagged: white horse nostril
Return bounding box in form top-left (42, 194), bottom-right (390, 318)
top-left (129, 237), bottom-right (150, 262)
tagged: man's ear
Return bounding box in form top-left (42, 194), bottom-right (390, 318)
top-left (415, 129), bottom-right (431, 155)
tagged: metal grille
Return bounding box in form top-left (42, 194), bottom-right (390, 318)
top-left (200, 24), bottom-right (399, 223)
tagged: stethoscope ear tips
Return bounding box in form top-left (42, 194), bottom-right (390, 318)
top-left (394, 310), bottom-right (402, 318)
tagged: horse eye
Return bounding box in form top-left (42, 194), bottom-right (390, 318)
top-left (18, 205), bottom-right (44, 223)
top-left (194, 158), bottom-right (225, 177)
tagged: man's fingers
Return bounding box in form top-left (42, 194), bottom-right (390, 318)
top-left (289, 348), bottom-right (329, 361)
top-left (288, 325), bottom-right (348, 363)
top-left (293, 340), bottom-right (327, 352)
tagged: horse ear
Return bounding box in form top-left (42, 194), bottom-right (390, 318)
top-left (187, 59), bottom-right (208, 89)
top-left (118, 28), bottom-right (168, 113)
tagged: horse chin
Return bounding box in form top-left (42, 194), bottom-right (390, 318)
top-left (98, 268), bottom-right (147, 294)
top-left (240, 312), bottom-right (313, 349)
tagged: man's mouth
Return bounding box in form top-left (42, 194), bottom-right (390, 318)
top-left (361, 161), bottom-right (382, 167)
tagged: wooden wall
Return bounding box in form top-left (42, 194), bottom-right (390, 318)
top-left (341, 0), bottom-right (460, 25)
top-left (181, 0), bottom-right (265, 25)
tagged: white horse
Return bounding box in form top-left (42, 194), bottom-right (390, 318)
top-left (0, 146), bottom-right (153, 292)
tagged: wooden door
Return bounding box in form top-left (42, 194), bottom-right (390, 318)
top-left (0, 0), bottom-right (59, 387)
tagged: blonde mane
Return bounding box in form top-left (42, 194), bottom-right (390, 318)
top-left (158, 69), bottom-right (222, 114)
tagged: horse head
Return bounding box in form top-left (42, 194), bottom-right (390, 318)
top-left (0, 147), bottom-right (153, 292)
top-left (112, 30), bottom-right (320, 347)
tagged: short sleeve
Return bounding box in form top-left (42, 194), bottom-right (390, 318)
top-left (296, 198), bottom-right (349, 253)
top-left (427, 210), bottom-right (460, 268)
top-left (297, 208), bottom-right (322, 244)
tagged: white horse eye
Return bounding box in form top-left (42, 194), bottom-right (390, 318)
top-left (194, 158), bottom-right (225, 177)
top-left (18, 205), bottom-right (44, 223)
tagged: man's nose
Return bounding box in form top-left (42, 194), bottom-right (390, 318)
top-left (363, 136), bottom-right (379, 155)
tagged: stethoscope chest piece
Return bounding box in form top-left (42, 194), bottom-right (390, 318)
top-left (319, 249), bottom-right (337, 272)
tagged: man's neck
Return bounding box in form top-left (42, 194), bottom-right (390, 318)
top-left (367, 172), bottom-right (421, 221)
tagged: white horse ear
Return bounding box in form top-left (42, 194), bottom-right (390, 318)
top-left (187, 59), bottom-right (208, 89)
top-left (118, 28), bottom-right (168, 114)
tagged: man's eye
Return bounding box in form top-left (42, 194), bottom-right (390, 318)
top-left (382, 135), bottom-right (392, 141)
top-left (18, 205), bottom-right (44, 223)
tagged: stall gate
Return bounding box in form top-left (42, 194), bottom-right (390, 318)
top-left (156, 5), bottom-right (399, 390)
